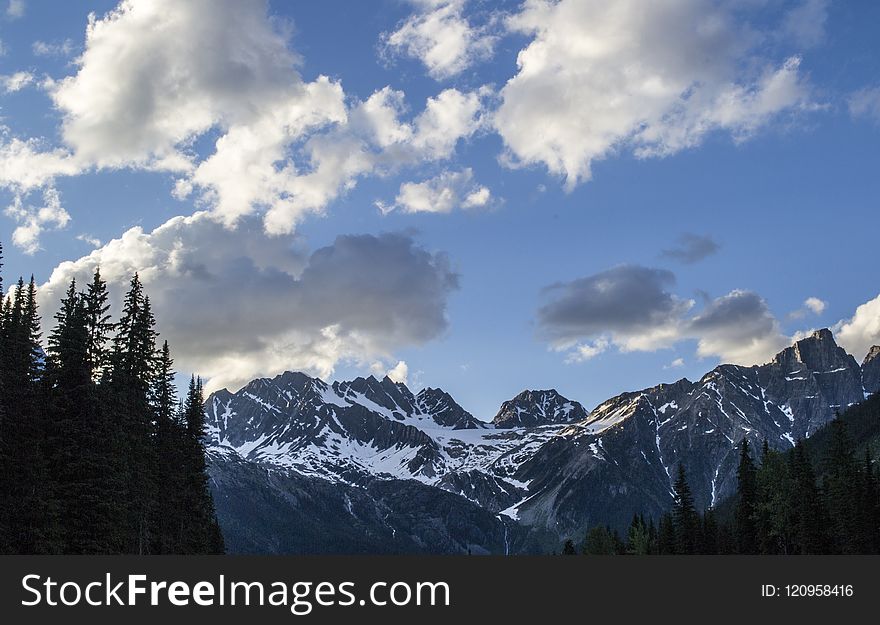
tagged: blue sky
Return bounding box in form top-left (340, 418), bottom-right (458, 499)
top-left (1, 0), bottom-right (879, 419)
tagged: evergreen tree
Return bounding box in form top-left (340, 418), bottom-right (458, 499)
top-left (561, 539), bottom-right (576, 555)
top-left (701, 509), bottom-right (719, 554)
top-left (734, 439), bottom-right (758, 554)
top-left (179, 377), bottom-right (225, 553)
top-left (658, 513), bottom-right (676, 554)
top-left (672, 464), bottom-right (699, 554)
top-left (151, 341), bottom-right (185, 553)
top-left (583, 525), bottom-right (615, 555)
top-left (0, 277), bottom-right (60, 553)
top-left (108, 274), bottom-right (159, 554)
top-left (627, 513), bottom-right (652, 555)
top-left (84, 268), bottom-right (113, 380)
top-left (789, 441), bottom-right (827, 554)
top-left (755, 445), bottom-right (794, 554)
top-left (858, 449), bottom-right (879, 553)
top-left (822, 417), bottom-right (859, 553)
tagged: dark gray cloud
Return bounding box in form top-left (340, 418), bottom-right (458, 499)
top-left (40, 214), bottom-right (459, 390)
top-left (537, 265), bottom-right (689, 344)
top-left (660, 233), bottom-right (720, 264)
top-left (537, 265), bottom-right (789, 365)
top-left (687, 289), bottom-right (787, 364)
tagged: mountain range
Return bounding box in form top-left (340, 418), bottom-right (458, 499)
top-left (205, 329), bottom-right (880, 554)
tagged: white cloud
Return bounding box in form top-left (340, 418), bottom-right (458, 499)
top-left (0, 131), bottom-right (80, 192)
top-left (4, 187), bottom-right (71, 254)
top-left (31, 39), bottom-right (75, 57)
top-left (39, 214), bottom-right (458, 392)
top-left (1, 71), bottom-right (34, 93)
top-left (48, 0), bottom-right (340, 171)
top-left (849, 86), bottom-right (880, 124)
top-left (563, 338), bottom-right (609, 363)
top-left (665, 357), bottom-right (685, 370)
top-left (382, 0), bottom-right (496, 80)
top-left (789, 296), bottom-right (828, 320)
top-left (1, 0), bottom-right (486, 239)
top-left (251, 86), bottom-right (486, 234)
top-left (378, 168), bottom-right (490, 214)
top-left (385, 360), bottom-right (409, 384)
top-left (76, 233), bottom-right (102, 248)
top-left (6, 0), bottom-right (24, 19)
top-left (804, 297), bottom-right (827, 315)
top-left (834, 294), bottom-right (880, 360)
top-left (495, 0), bottom-right (816, 190)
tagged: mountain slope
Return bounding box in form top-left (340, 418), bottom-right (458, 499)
top-left (206, 328), bottom-right (878, 553)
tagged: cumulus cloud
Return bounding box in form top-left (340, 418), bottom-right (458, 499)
top-left (538, 265), bottom-right (693, 353)
top-left (834, 294), bottom-right (880, 360)
top-left (377, 168), bottom-right (491, 214)
top-left (849, 86), bottom-right (880, 124)
top-left (0, 0), bottom-right (487, 240)
top-left (1, 71), bottom-right (34, 93)
top-left (538, 265), bottom-right (789, 366)
top-left (689, 290), bottom-right (789, 365)
top-left (495, 0), bottom-right (817, 189)
top-left (4, 187), bottom-right (71, 254)
top-left (385, 360), bottom-right (409, 384)
top-left (39, 214), bottom-right (458, 392)
top-left (382, 0), bottom-right (496, 80)
top-left (660, 233), bottom-right (720, 264)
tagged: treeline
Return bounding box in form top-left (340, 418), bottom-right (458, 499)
top-left (0, 243), bottom-right (224, 554)
top-left (562, 398), bottom-right (880, 555)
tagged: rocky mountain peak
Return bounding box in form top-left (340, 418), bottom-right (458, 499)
top-left (774, 327), bottom-right (854, 372)
top-left (492, 389), bottom-right (587, 429)
top-left (416, 387), bottom-right (485, 430)
top-left (863, 346), bottom-right (880, 396)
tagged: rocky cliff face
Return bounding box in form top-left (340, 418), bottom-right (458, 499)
top-left (863, 346), bottom-right (880, 396)
top-left (206, 328), bottom-right (874, 553)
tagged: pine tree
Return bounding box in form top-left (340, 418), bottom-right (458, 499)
top-left (627, 513), bottom-right (652, 555)
top-left (789, 441), bottom-right (827, 554)
top-left (0, 277), bottom-right (60, 553)
top-left (735, 439), bottom-right (758, 554)
top-left (658, 513), bottom-right (676, 554)
top-left (856, 449), bottom-right (878, 553)
top-left (179, 377), bottom-right (225, 553)
top-left (701, 508), bottom-right (719, 554)
top-left (583, 525), bottom-right (615, 555)
top-left (84, 268), bottom-right (113, 381)
top-left (44, 278), bottom-right (116, 552)
top-left (822, 417), bottom-right (859, 553)
top-left (151, 341), bottom-right (185, 553)
top-left (755, 445), bottom-right (794, 554)
top-left (672, 464), bottom-right (699, 554)
top-left (108, 274), bottom-right (159, 554)
top-left (561, 539), bottom-right (576, 555)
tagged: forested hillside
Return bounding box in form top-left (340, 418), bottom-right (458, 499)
top-left (0, 243), bottom-right (224, 554)
top-left (566, 393), bottom-right (880, 555)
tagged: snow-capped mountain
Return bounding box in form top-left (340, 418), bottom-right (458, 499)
top-left (206, 329), bottom-right (879, 554)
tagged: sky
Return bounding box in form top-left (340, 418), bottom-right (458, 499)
top-left (1, 0), bottom-right (879, 420)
